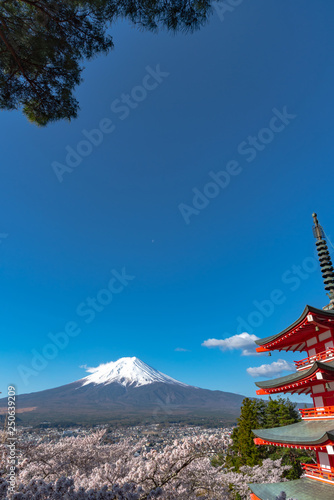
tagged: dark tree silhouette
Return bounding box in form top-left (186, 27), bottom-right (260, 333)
top-left (0, 0), bottom-right (213, 126)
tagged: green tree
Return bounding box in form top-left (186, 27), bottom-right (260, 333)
top-left (221, 396), bottom-right (314, 480)
top-left (225, 398), bottom-right (264, 470)
top-left (264, 397), bottom-right (300, 429)
top-left (0, 0), bottom-right (213, 125)
top-left (0, 1), bottom-right (113, 125)
top-left (267, 446), bottom-right (315, 480)
top-left (277, 397), bottom-right (300, 427)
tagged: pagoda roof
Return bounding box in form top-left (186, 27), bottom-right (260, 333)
top-left (249, 477), bottom-right (334, 500)
top-left (255, 359), bottom-right (334, 390)
top-left (256, 305), bottom-right (334, 352)
top-left (252, 419), bottom-right (334, 446)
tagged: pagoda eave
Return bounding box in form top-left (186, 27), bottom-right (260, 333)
top-left (255, 305), bottom-right (334, 351)
top-left (255, 359), bottom-right (334, 395)
top-left (255, 346), bottom-right (270, 353)
top-left (256, 378), bottom-right (330, 396)
top-left (249, 477), bottom-right (334, 500)
top-left (252, 420), bottom-right (334, 448)
top-left (253, 436), bottom-right (333, 451)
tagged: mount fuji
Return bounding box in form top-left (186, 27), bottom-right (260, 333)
top-left (81, 357), bottom-right (190, 388)
top-left (0, 357), bottom-right (246, 425)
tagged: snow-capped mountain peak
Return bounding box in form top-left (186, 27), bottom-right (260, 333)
top-left (80, 357), bottom-right (189, 388)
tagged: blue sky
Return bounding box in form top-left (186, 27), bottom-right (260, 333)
top-left (1, 1), bottom-right (334, 402)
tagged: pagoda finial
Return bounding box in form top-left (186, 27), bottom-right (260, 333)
top-left (312, 213), bottom-right (334, 308)
top-left (312, 212), bottom-right (325, 240)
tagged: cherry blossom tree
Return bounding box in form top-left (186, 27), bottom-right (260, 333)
top-left (0, 476), bottom-right (162, 500)
top-left (0, 429), bottom-right (291, 499)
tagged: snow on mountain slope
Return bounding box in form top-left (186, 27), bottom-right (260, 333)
top-left (80, 357), bottom-right (190, 388)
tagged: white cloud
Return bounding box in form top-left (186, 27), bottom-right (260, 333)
top-left (247, 359), bottom-right (295, 378)
top-left (202, 332), bottom-right (261, 356)
top-left (79, 364), bottom-right (99, 374)
top-left (175, 347), bottom-right (190, 352)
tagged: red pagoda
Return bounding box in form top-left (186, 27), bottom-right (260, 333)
top-left (249, 214), bottom-right (334, 500)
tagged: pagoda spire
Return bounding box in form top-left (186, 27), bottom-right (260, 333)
top-left (312, 212), bottom-right (334, 307)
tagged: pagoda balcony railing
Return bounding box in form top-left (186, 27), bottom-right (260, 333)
top-left (299, 405), bottom-right (334, 419)
top-left (302, 463), bottom-right (334, 483)
top-left (294, 347), bottom-right (334, 370)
